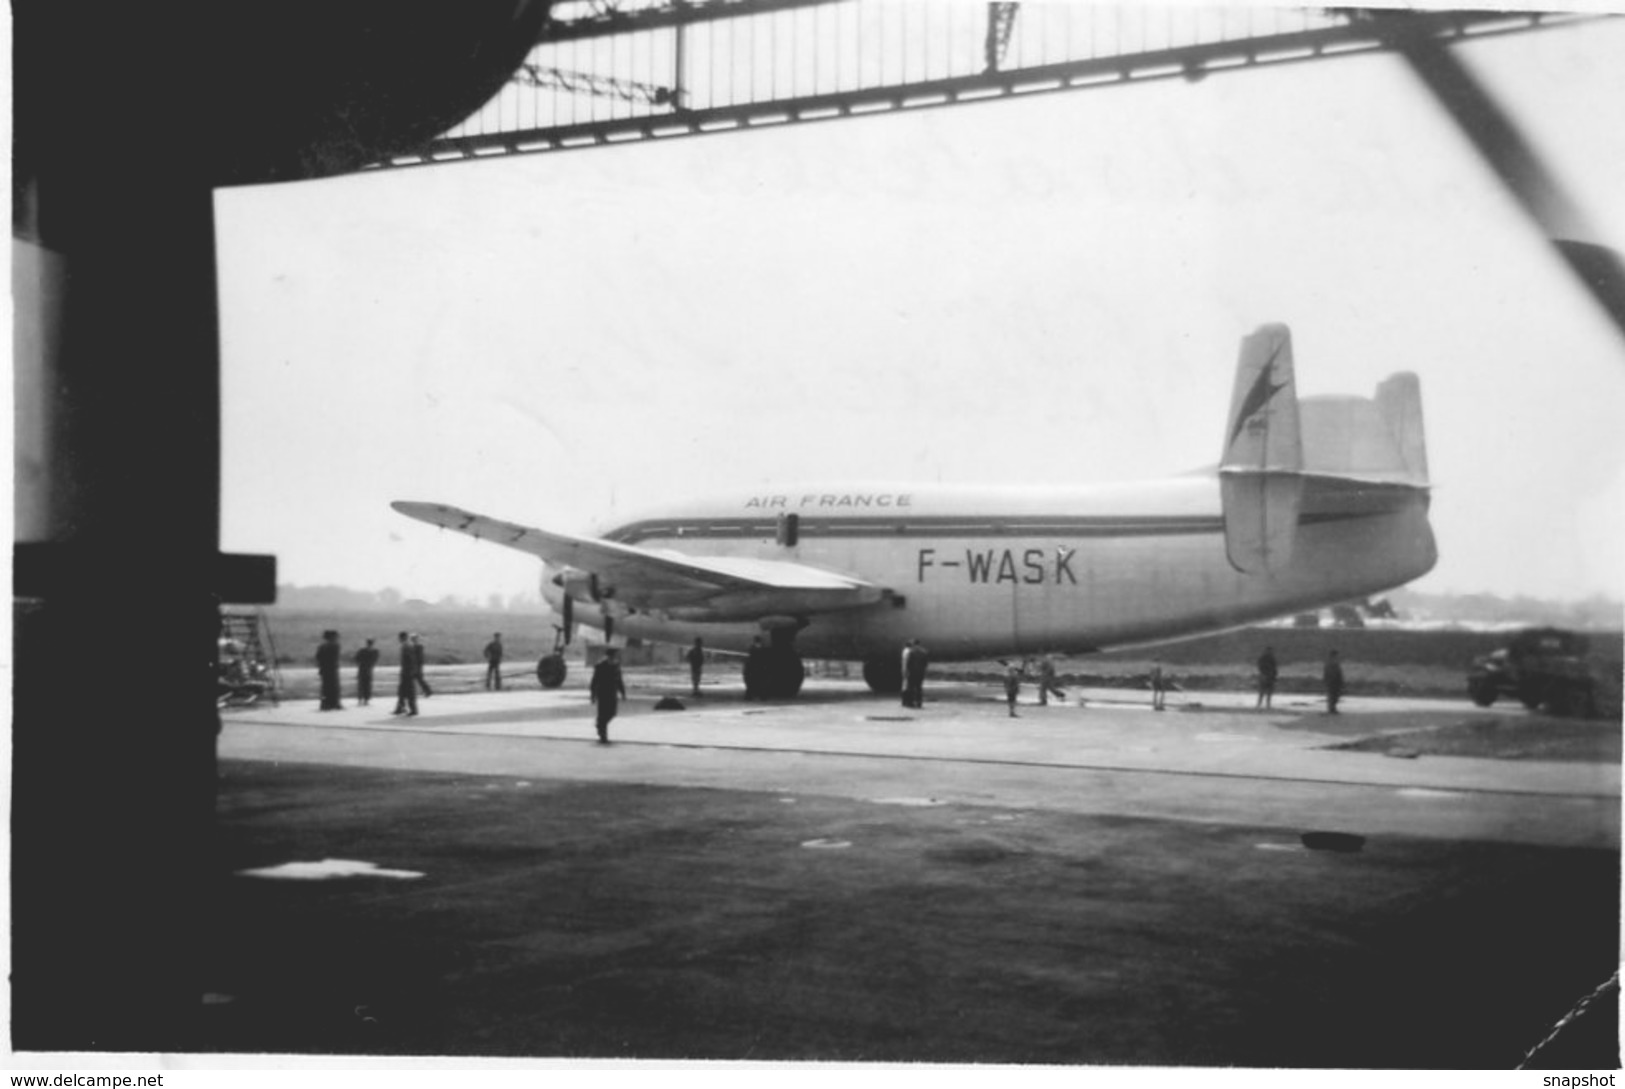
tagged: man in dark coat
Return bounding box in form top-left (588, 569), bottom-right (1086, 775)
top-left (393, 631), bottom-right (418, 716)
top-left (1256, 646), bottom-right (1279, 710)
top-left (744, 636), bottom-right (767, 700)
top-left (685, 637), bottom-right (705, 697)
top-left (590, 647), bottom-right (627, 743)
top-left (1323, 649), bottom-right (1345, 714)
top-left (1038, 654), bottom-right (1065, 706)
top-left (354, 638), bottom-right (380, 706)
top-left (410, 633), bottom-right (432, 697)
top-left (483, 632), bottom-right (504, 691)
top-left (316, 630), bottom-right (343, 710)
top-left (904, 639), bottom-right (930, 708)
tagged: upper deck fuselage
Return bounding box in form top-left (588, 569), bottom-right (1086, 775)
top-left (542, 477), bottom-right (1436, 661)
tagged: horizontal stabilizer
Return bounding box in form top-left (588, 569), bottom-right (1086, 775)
top-left (1299, 375), bottom-right (1428, 488)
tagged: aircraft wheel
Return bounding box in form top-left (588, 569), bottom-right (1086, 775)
top-left (1466, 677), bottom-right (1497, 707)
top-left (863, 654), bottom-right (902, 694)
top-left (537, 653), bottom-right (567, 688)
top-left (770, 654), bottom-right (805, 698)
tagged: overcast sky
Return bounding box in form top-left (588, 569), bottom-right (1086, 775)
top-left (217, 9), bottom-right (1625, 608)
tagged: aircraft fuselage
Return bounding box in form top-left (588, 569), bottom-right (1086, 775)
top-left (541, 476), bottom-right (1437, 662)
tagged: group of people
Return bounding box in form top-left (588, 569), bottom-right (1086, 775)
top-left (1254, 645), bottom-right (1345, 713)
top-left (313, 630), bottom-right (437, 714)
top-left (312, 627), bottom-right (1351, 746)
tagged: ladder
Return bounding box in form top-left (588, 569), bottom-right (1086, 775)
top-left (218, 610), bottom-right (281, 706)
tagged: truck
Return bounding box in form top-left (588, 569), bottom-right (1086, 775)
top-left (1466, 627), bottom-right (1598, 717)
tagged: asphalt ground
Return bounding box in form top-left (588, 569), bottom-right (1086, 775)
top-left (208, 669), bottom-right (1622, 1066)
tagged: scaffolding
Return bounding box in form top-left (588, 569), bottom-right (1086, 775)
top-left (218, 610), bottom-right (281, 707)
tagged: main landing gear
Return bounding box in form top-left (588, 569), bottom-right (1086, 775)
top-left (862, 653), bottom-right (902, 695)
top-left (744, 626), bottom-right (806, 699)
top-left (537, 623), bottom-right (568, 688)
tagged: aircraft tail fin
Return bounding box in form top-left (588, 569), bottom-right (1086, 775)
top-left (1219, 324), bottom-right (1304, 574)
top-left (1217, 325), bottom-right (1431, 575)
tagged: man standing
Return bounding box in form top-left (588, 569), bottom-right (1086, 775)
top-left (483, 632), bottom-right (504, 691)
top-left (590, 647), bottom-right (627, 743)
top-left (1150, 660), bottom-right (1167, 711)
top-left (354, 638), bottom-right (380, 706)
top-left (316, 630), bottom-right (343, 711)
top-left (744, 636), bottom-right (767, 700)
top-left (904, 639), bottom-right (930, 709)
top-left (1256, 646), bottom-right (1278, 710)
top-left (685, 637), bottom-right (705, 698)
top-left (410, 633), bottom-right (432, 697)
top-left (393, 631), bottom-right (418, 717)
top-left (900, 640), bottom-right (916, 707)
top-left (1323, 649), bottom-right (1345, 715)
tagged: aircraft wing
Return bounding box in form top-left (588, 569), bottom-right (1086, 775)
top-left (391, 501), bottom-right (890, 619)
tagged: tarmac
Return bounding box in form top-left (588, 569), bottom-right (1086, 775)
top-left (207, 669), bottom-right (1622, 1066)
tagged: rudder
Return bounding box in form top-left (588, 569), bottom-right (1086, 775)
top-left (1220, 324), bottom-right (1305, 574)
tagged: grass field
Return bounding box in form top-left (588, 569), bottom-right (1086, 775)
top-left (253, 606), bottom-right (1621, 714)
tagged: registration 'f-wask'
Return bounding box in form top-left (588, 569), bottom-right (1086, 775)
top-left (395, 324), bottom-right (1436, 698)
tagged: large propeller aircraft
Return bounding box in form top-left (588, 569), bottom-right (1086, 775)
top-left (395, 322), bottom-right (1437, 698)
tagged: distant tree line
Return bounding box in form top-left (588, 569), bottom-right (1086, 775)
top-left (1387, 588), bottom-right (1621, 630)
top-left (272, 584), bottom-right (546, 612)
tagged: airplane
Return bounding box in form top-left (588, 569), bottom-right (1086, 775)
top-left (393, 323), bottom-right (1436, 699)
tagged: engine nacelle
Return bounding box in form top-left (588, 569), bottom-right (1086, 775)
top-left (556, 567), bottom-right (604, 603)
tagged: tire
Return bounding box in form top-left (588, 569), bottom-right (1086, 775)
top-left (1518, 682), bottom-right (1546, 711)
top-left (863, 654), bottom-right (902, 694)
top-left (537, 653), bottom-right (567, 688)
top-left (1467, 677), bottom-right (1497, 708)
top-left (757, 653), bottom-right (805, 699)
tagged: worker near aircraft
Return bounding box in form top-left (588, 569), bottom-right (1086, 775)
top-left (393, 631), bottom-right (418, 717)
top-left (1037, 654), bottom-right (1065, 706)
top-left (316, 630), bottom-right (343, 711)
top-left (1003, 660), bottom-right (1023, 718)
top-left (354, 638), bottom-right (380, 706)
top-left (483, 632), bottom-right (504, 691)
top-left (1150, 660), bottom-right (1167, 711)
top-left (685, 637), bottom-right (705, 698)
top-left (900, 641), bottom-right (915, 708)
top-left (410, 633), bottom-right (432, 697)
top-left (1323, 649), bottom-right (1345, 715)
top-left (744, 636), bottom-right (768, 700)
top-left (1256, 647), bottom-right (1279, 710)
top-left (903, 639), bottom-right (930, 708)
top-left (590, 647), bottom-right (627, 743)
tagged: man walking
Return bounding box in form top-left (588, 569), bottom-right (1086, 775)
top-left (483, 632), bottom-right (504, 691)
top-left (590, 648), bottom-right (627, 743)
top-left (354, 638), bottom-right (379, 706)
top-left (410, 633), bottom-right (432, 697)
top-left (1003, 660), bottom-right (1023, 718)
top-left (393, 631), bottom-right (418, 717)
top-left (1038, 654), bottom-right (1065, 706)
